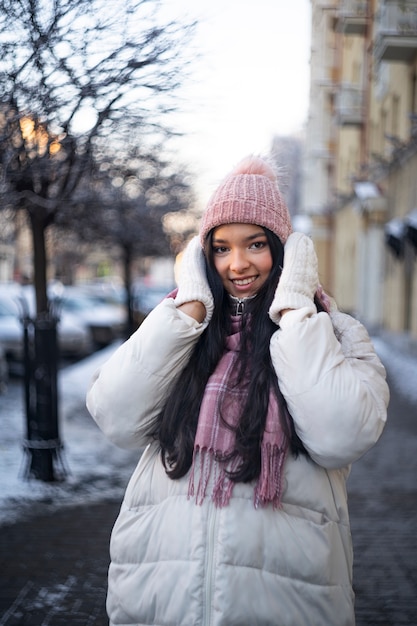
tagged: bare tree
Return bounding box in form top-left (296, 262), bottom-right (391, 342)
top-left (61, 140), bottom-right (195, 335)
top-left (1, 0), bottom-right (194, 308)
top-left (0, 0), bottom-right (195, 480)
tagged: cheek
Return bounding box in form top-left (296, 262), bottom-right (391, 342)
top-left (213, 257), bottom-right (225, 277)
top-left (260, 253), bottom-right (273, 275)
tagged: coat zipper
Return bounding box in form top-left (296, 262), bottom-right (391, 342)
top-left (203, 503), bottom-right (218, 626)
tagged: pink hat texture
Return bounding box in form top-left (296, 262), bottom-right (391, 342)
top-left (199, 156), bottom-right (292, 246)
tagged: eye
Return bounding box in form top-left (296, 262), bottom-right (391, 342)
top-left (213, 245), bottom-right (229, 255)
top-left (250, 240), bottom-right (267, 250)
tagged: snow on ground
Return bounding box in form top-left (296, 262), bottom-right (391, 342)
top-left (0, 343), bottom-right (139, 526)
top-left (0, 333), bottom-right (416, 527)
top-left (372, 335), bottom-right (417, 405)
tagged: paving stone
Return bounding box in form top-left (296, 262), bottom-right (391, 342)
top-left (0, 501), bottom-right (120, 625)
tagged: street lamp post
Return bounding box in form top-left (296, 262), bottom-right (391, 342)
top-left (21, 308), bottom-right (67, 481)
top-left (15, 116), bottom-right (68, 481)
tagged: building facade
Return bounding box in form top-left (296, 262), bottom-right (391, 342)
top-left (303, 0), bottom-right (417, 336)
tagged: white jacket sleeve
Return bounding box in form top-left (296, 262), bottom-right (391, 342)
top-left (270, 308), bottom-right (389, 468)
top-left (86, 298), bottom-right (206, 449)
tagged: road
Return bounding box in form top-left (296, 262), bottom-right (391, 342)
top-left (348, 368), bottom-right (417, 625)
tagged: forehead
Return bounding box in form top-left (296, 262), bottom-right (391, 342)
top-left (212, 223), bottom-right (265, 240)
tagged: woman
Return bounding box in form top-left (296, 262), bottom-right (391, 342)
top-left (87, 156), bottom-right (389, 626)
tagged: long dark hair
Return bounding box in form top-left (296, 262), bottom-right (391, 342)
top-left (149, 228), bottom-right (325, 483)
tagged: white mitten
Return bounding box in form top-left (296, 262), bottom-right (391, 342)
top-left (174, 236), bottom-right (214, 322)
top-left (269, 232), bottom-right (318, 324)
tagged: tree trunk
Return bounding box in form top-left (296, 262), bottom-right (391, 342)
top-left (123, 245), bottom-right (135, 338)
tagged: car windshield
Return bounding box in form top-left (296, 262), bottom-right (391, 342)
top-left (62, 296), bottom-right (95, 312)
top-left (0, 298), bottom-right (17, 317)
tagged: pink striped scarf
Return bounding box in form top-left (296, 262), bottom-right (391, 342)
top-left (188, 317), bottom-right (289, 509)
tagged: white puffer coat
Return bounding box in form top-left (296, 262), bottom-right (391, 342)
top-left (86, 298), bottom-right (389, 626)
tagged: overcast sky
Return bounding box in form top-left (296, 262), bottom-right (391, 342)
top-left (161, 0), bottom-right (312, 206)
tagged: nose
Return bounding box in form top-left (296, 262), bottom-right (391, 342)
top-left (229, 248), bottom-right (250, 273)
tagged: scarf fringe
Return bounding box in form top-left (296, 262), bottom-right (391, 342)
top-left (188, 447), bottom-right (238, 507)
top-left (188, 446), bottom-right (214, 505)
top-left (188, 443), bottom-right (287, 509)
top-left (212, 455), bottom-right (241, 507)
top-left (254, 442), bottom-right (287, 510)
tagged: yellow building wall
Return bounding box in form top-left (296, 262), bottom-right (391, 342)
top-left (332, 204), bottom-right (362, 314)
top-left (336, 126), bottom-right (361, 192)
top-left (329, 31), bottom-right (365, 313)
top-left (341, 33), bottom-right (365, 84)
top-left (311, 214), bottom-right (334, 294)
top-left (382, 151), bottom-right (417, 332)
top-left (384, 253), bottom-right (406, 332)
top-left (369, 63), bottom-right (413, 159)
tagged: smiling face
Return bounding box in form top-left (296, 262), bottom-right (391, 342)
top-left (211, 223), bottom-right (273, 299)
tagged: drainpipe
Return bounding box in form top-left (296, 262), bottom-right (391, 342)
top-left (361, 0), bottom-right (374, 170)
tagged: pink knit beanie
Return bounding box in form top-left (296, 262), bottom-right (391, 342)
top-left (200, 156), bottom-right (292, 246)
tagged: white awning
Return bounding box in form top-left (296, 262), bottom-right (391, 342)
top-left (384, 218), bottom-right (405, 258)
top-left (385, 218), bottom-right (406, 239)
top-left (354, 182), bottom-right (387, 212)
top-left (354, 181), bottom-right (380, 200)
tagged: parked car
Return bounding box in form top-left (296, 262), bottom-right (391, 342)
top-left (0, 284), bottom-right (92, 372)
top-left (20, 285), bottom-right (93, 358)
top-left (0, 287), bottom-right (25, 363)
top-left (76, 280), bottom-right (127, 308)
top-left (132, 282), bottom-right (175, 327)
top-left (0, 344), bottom-right (8, 393)
top-left (53, 286), bottom-right (126, 347)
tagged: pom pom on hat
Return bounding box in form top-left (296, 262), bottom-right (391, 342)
top-left (200, 155), bottom-right (292, 246)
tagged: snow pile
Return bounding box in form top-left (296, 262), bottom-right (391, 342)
top-left (0, 343), bottom-right (138, 526)
top-left (372, 336), bottom-right (417, 405)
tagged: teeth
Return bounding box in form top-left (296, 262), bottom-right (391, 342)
top-left (233, 277), bottom-right (255, 286)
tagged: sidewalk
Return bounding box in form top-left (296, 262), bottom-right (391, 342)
top-left (0, 501), bottom-right (120, 626)
top-left (0, 330), bottom-right (416, 625)
top-left (347, 353), bottom-right (417, 625)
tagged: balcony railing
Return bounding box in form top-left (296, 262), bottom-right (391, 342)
top-left (335, 84), bottom-right (364, 126)
top-left (336, 0), bottom-right (368, 35)
top-left (374, 0), bottom-right (417, 62)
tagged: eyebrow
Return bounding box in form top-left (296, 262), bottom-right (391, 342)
top-left (212, 230), bottom-right (266, 244)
